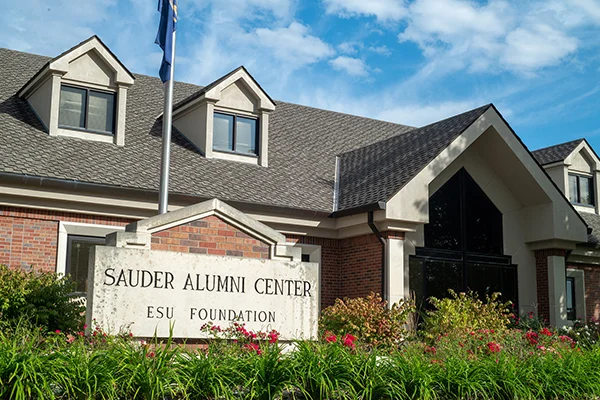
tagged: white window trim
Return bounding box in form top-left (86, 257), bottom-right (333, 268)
top-left (566, 268), bottom-right (586, 322)
top-left (56, 221), bottom-right (124, 276)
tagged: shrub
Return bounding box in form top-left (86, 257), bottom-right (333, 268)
top-left (0, 265), bottom-right (84, 332)
top-left (319, 293), bottom-right (415, 348)
top-left (423, 290), bottom-right (512, 340)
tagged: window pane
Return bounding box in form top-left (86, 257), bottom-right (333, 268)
top-left (213, 113), bottom-right (234, 151)
top-left (566, 278), bottom-right (574, 309)
top-left (466, 263), bottom-right (502, 299)
top-left (569, 175), bottom-right (579, 203)
top-left (235, 117), bottom-right (257, 154)
top-left (465, 171), bottom-right (503, 254)
top-left (66, 236), bottom-right (105, 293)
top-left (425, 172), bottom-right (462, 250)
top-left (424, 259), bottom-right (463, 302)
top-left (88, 91), bottom-right (115, 133)
top-left (59, 86), bottom-right (86, 128)
top-left (580, 176), bottom-right (593, 205)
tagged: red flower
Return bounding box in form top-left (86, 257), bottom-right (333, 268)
top-left (55, 330), bottom-right (61, 334)
top-left (324, 331), bottom-right (337, 343)
top-left (146, 351), bottom-right (155, 358)
top-left (267, 330), bottom-right (280, 344)
top-left (525, 331), bottom-right (539, 345)
top-left (486, 342), bottom-right (501, 353)
top-left (540, 328), bottom-right (553, 337)
top-left (424, 346), bottom-right (437, 355)
top-left (342, 334), bottom-right (356, 349)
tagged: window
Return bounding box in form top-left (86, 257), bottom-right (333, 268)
top-left (411, 169), bottom-right (517, 309)
top-left (213, 112), bottom-right (258, 155)
top-left (569, 174), bottom-right (594, 206)
top-left (566, 277), bottom-right (576, 321)
top-left (59, 85), bottom-right (116, 135)
top-left (66, 235), bottom-right (105, 293)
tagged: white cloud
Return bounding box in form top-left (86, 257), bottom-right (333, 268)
top-left (248, 22), bottom-right (334, 65)
top-left (329, 56), bottom-right (369, 77)
top-left (503, 24), bottom-right (578, 70)
top-left (323, 0), bottom-right (407, 21)
top-left (398, 0), bottom-right (579, 74)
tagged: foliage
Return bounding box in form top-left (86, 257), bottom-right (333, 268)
top-left (319, 292), bottom-right (415, 348)
top-left (508, 310), bottom-right (548, 331)
top-left (0, 265), bottom-right (84, 333)
top-left (559, 318), bottom-right (600, 348)
top-left (2, 319), bottom-right (600, 400)
top-left (423, 290), bottom-right (512, 340)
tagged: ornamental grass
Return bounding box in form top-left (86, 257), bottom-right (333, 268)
top-left (3, 291), bottom-right (600, 399)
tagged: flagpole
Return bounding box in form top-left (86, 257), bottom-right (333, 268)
top-left (158, 29), bottom-right (176, 214)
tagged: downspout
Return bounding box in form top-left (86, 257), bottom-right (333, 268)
top-left (368, 211), bottom-right (388, 304)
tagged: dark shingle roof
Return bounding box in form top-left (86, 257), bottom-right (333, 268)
top-left (532, 139), bottom-right (584, 165)
top-left (336, 104), bottom-right (492, 211)
top-left (579, 212), bottom-right (600, 246)
top-left (0, 47), bottom-right (415, 214)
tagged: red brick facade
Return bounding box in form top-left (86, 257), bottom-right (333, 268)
top-left (534, 249), bottom-right (566, 321)
top-left (0, 206), bottom-right (132, 272)
top-left (568, 263), bottom-right (600, 320)
top-left (0, 205), bottom-right (408, 309)
top-left (150, 215), bottom-right (270, 259)
top-left (288, 231), bottom-right (404, 308)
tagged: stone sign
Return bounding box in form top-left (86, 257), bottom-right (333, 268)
top-left (86, 246), bottom-right (319, 340)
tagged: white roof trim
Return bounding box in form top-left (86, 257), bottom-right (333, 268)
top-left (564, 140), bottom-right (600, 171)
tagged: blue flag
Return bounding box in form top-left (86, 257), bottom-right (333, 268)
top-left (155, 0), bottom-right (178, 83)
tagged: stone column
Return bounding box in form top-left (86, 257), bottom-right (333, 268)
top-left (384, 231), bottom-right (405, 306)
top-left (535, 249), bottom-right (567, 326)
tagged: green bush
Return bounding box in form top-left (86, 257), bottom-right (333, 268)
top-left (0, 265), bottom-right (84, 332)
top-left (319, 293), bottom-right (415, 349)
top-left (423, 290), bottom-right (512, 340)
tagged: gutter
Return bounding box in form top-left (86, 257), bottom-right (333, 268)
top-left (368, 210), bottom-right (388, 305)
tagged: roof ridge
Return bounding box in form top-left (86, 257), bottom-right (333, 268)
top-left (532, 138), bottom-right (585, 153)
top-left (338, 103), bottom-right (491, 158)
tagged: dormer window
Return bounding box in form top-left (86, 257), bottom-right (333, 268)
top-left (213, 112), bottom-right (258, 155)
top-left (59, 85), bottom-right (116, 135)
top-left (569, 174), bottom-right (594, 206)
top-left (17, 36), bottom-right (134, 146)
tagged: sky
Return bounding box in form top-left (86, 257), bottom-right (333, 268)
top-left (1, 0), bottom-right (600, 151)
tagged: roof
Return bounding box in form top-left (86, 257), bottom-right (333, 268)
top-left (579, 212), bottom-right (600, 246)
top-left (531, 139), bottom-right (584, 166)
top-left (0, 47), bottom-right (415, 214)
top-left (336, 104), bottom-right (492, 211)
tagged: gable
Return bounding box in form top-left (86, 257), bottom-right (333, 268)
top-left (570, 151), bottom-right (594, 174)
top-left (63, 51), bottom-right (116, 87)
top-left (216, 81), bottom-right (259, 112)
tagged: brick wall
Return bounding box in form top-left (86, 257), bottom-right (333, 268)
top-left (568, 263), bottom-right (600, 320)
top-left (534, 249), bottom-right (566, 321)
top-left (151, 215), bottom-right (270, 259)
top-left (0, 206), bottom-right (132, 272)
top-left (288, 231), bottom-right (404, 309)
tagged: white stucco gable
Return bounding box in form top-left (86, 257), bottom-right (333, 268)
top-left (386, 106), bottom-right (588, 247)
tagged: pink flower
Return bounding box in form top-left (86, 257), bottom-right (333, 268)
top-left (66, 334), bottom-right (76, 344)
top-left (268, 330), bottom-right (280, 344)
top-left (146, 351), bottom-right (155, 358)
top-left (243, 343), bottom-right (262, 355)
top-left (55, 330), bottom-right (61, 334)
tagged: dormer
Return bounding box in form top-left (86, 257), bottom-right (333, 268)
top-left (172, 67), bottom-right (275, 167)
top-left (17, 36), bottom-right (135, 146)
top-left (537, 139), bottom-right (600, 214)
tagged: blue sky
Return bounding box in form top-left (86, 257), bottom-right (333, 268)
top-left (2, 0), bottom-right (600, 152)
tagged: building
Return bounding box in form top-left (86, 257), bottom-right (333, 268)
top-left (0, 36), bottom-right (598, 327)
